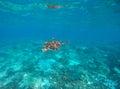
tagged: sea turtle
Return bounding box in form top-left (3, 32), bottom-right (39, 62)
top-left (42, 37), bottom-right (68, 52)
top-left (46, 4), bottom-right (61, 9)
top-left (46, 4), bottom-right (70, 9)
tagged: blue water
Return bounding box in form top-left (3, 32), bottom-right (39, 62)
top-left (0, 0), bottom-right (120, 89)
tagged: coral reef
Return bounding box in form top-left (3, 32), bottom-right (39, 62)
top-left (0, 40), bottom-right (119, 89)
